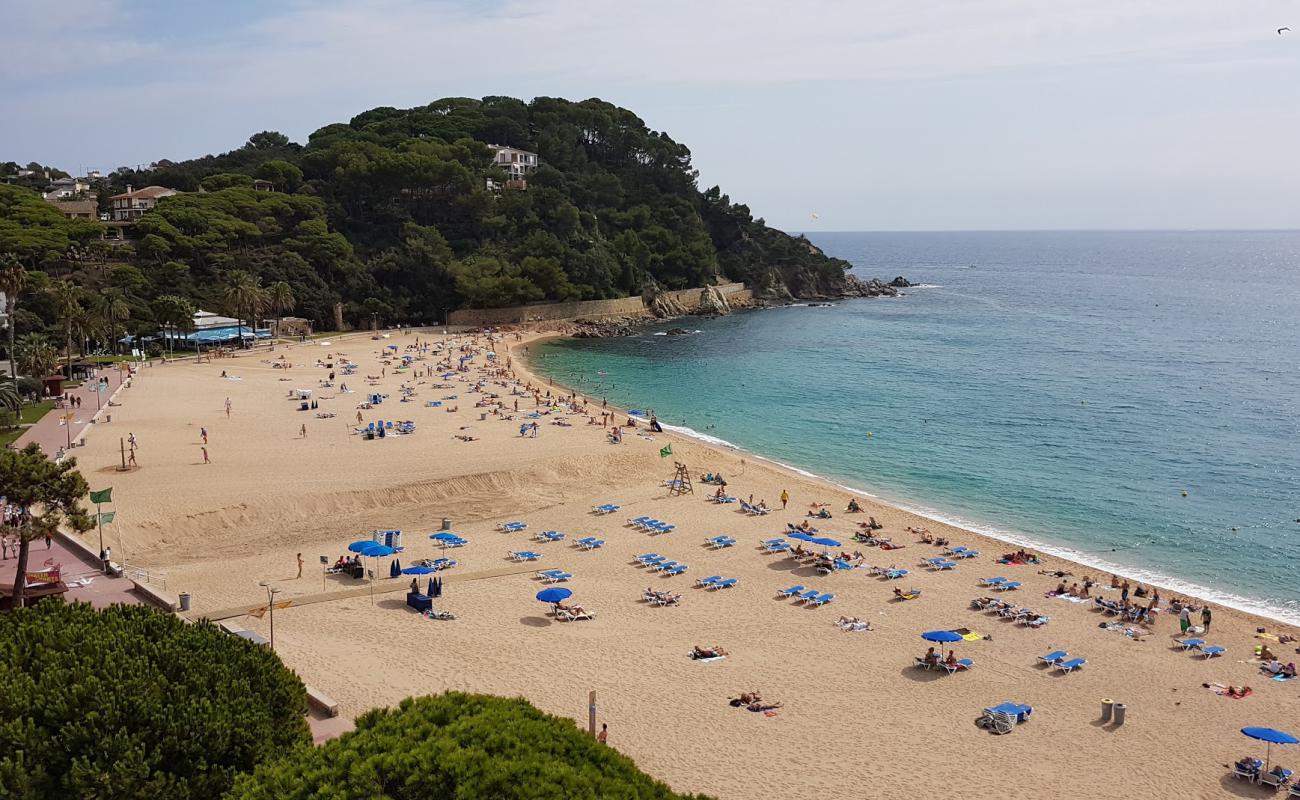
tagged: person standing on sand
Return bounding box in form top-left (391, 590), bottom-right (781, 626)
top-left (1179, 605), bottom-right (1192, 633)
top-left (128, 449), bottom-right (137, 468)
top-left (597, 723), bottom-right (608, 744)
top-left (1201, 605), bottom-right (1212, 631)
top-left (225, 397), bottom-right (232, 418)
top-left (300, 423), bottom-right (307, 438)
top-left (296, 552), bottom-right (304, 579)
top-left (201, 427), bottom-right (208, 445)
top-left (201, 447), bottom-right (210, 464)
top-left (780, 489), bottom-right (789, 509)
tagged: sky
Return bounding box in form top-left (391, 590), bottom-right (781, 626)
top-left (3, 0), bottom-right (1298, 231)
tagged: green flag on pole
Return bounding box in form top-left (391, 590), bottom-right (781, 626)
top-left (89, 488), bottom-right (112, 504)
top-left (659, 445), bottom-right (672, 458)
top-left (99, 511), bottom-right (115, 525)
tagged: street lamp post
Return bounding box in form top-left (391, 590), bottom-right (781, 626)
top-left (258, 582), bottom-right (281, 651)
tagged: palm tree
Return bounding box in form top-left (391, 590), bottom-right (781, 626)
top-left (50, 280), bottom-right (82, 378)
top-left (267, 281), bottom-right (295, 335)
top-left (15, 333), bottom-right (58, 379)
top-left (222, 271), bottom-right (266, 348)
top-left (0, 253), bottom-right (26, 387)
top-left (70, 305), bottom-right (101, 360)
top-left (104, 290), bottom-right (131, 356)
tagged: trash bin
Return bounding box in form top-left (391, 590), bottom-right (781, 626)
top-left (1113, 702), bottom-right (1126, 726)
top-left (178, 592), bottom-right (191, 612)
top-left (442, 518), bottom-right (452, 531)
top-left (479, 412), bottom-right (487, 421)
top-left (1101, 698), bottom-right (1113, 723)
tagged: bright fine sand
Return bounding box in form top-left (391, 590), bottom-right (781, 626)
top-left (74, 329), bottom-right (1300, 800)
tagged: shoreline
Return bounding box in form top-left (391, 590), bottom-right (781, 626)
top-left (516, 330), bottom-right (1300, 629)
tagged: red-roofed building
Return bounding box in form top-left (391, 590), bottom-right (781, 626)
top-left (109, 185), bottom-right (179, 222)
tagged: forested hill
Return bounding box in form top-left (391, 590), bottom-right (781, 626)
top-left (3, 97), bottom-right (861, 331)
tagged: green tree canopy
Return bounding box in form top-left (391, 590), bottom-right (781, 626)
top-left (229, 692), bottom-right (710, 800)
top-left (0, 603), bottom-right (310, 800)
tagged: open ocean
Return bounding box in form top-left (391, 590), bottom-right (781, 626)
top-left (530, 231), bottom-right (1300, 622)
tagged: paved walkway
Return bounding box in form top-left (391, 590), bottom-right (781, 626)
top-left (15, 364), bottom-right (128, 457)
top-left (0, 534), bottom-right (138, 608)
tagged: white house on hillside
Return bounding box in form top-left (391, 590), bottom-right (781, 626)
top-left (487, 144), bottom-right (539, 189)
top-left (110, 185), bottom-right (179, 222)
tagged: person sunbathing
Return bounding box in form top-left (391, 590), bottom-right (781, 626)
top-left (797, 520), bottom-right (814, 532)
top-left (932, 537), bottom-right (949, 547)
top-left (1227, 685), bottom-right (1253, 698)
top-left (1236, 757), bottom-right (1261, 774)
top-left (918, 531), bottom-right (934, 543)
top-left (747, 700), bottom-right (783, 712)
top-left (923, 647), bottom-right (939, 666)
top-left (1261, 645), bottom-right (1277, 662)
top-left (692, 645), bottom-right (727, 659)
top-left (1264, 659), bottom-right (1284, 675)
top-left (737, 691), bottom-right (762, 704)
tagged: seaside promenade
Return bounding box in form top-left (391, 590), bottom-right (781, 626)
top-left (14, 363), bottom-right (127, 457)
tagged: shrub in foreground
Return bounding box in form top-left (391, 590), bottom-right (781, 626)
top-left (229, 692), bottom-right (711, 800)
top-left (0, 602), bottom-right (310, 799)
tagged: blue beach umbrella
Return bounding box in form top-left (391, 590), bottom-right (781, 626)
top-left (788, 532), bottom-right (817, 543)
top-left (402, 565), bottom-right (436, 575)
top-left (430, 532), bottom-right (459, 541)
top-left (536, 587), bottom-right (573, 603)
top-left (1242, 727), bottom-right (1299, 770)
top-left (811, 536), bottom-right (842, 547)
top-left (921, 630), bottom-right (964, 643)
top-left (348, 539), bottom-right (378, 554)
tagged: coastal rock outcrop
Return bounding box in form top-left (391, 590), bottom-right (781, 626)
top-left (888, 276), bottom-right (912, 288)
top-left (697, 285), bottom-right (733, 316)
top-left (570, 318), bottom-right (637, 338)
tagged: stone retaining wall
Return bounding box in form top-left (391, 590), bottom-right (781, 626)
top-left (446, 282), bottom-right (749, 327)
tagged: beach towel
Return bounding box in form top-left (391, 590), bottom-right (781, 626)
top-left (1272, 674), bottom-right (1295, 682)
top-left (690, 654), bottom-right (725, 663)
top-left (961, 632), bottom-right (986, 641)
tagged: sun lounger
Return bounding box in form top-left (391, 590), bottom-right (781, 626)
top-left (1038, 650), bottom-right (1067, 665)
top-left (1288, 780), bottom-right (1300, 797)
top-left (650, 523), bottom-right (676, 534)
top-left (508, 551), bottom-right (542, 562)
top-left (955, 550), bottom-right (979, 559)
top-left (809, 592), bottom-right (834, 606)
top-left (591, 504), bottom-right (620, 514)
top-left (1199, 645), bottom-right (1225, 658)
top-left (556, 608), bottom-right (596, 622)
top-left (934, 560), bottom-right (957, 570)
top-left (709, 578), bottom-right (739, 590)
top-left (636, 555), bottom-right (665, 566)
top-left (540, 571), bottom-right (572, 584)
top-left (1024, 615), bottom-right (1049, 628)
top-left (628, 516), bottom-right (651, 527)
top-left (983, 702), bottom-right (1032, 723)
top-left (576, 539), bottom-right (604, 550)
top-left (1234, 759), bottom-right (1263, 782)
top-left (980, 577), bottom-right (1008, 586)
top-left (1260, 770), bottom-right (1293, 790)
top-left (934, 658), bottom-right (974, 674)
top-left (653, 561), bottom-right (680, 572)
top-left (766, 542), bottom-right (791, 553)
top-left (695, 575), bottom-right (722, 588)
top-left (1175, 638), bottom-right (1205, 650)
top-left (663, 564), bottom-right (688, 576)
top-left (885, 569), bottom-right (909, 579)
top-left (537, 568), bottom-right (566, 578)
top-left (777, 585), bottom-right (806, 598)
top-left (1056, 657), bottom-right (1086, 673)
top-left (634, 553), bottom-right (661, 562)
top-left (795, 590), bottom-right (820, 603)
top-left (995, 581), bottom-right (1021, 591)
top-left (761, 538), bottom-right (785, 548)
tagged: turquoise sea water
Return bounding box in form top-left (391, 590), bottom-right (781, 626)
top-left (531, 231), bottom-right (1300, 622)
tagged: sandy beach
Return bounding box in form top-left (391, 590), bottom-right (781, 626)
top-left (73, 328), bottom-right (1300, 800)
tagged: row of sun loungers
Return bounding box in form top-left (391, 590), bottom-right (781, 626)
top-left (943, 545), bottom-right (980, 558)
top-left (970, 597), bottom-right (1049, 626)
top-left (533, 530), bottom-right (566, 543)
top-left (415, 557), bottom-right (456, 571)
top-left (633, 554), bottom-right (689, 576)
top-left (509, 550), bottom-right (542, 562)
top-left (775, 585), bottom-right (835, 606)
top-left (706, 535), bottom-right (738, 548)
top-left (923, 557), bottom-right (958, 571)
top-left (915, 656), bottom-right (975, 673)
top-left (1092, 597), bottom-right (1156, 622)
top-left (739, 501), bottom-right (770, 515)
top-left (870, 566), bottom-right (909, 579)
top-left (627, 517), bottom-right (676, 534)
top-left (643, 588), bottom-right (681, 606)
top-left (761, 538), bottom-right (791, 553)
top-left (1234, 759), bottom-right (1297, 790)
top-left (1174, 637), bottom-right (1226, 658)
top-left (1037, 650), bottom-right (1088, 672)
top-left (695, 575), bottom-right (740, 590)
